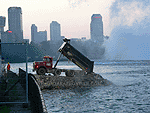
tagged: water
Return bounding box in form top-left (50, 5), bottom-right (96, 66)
top-left (8, 60), bottom-right (150, 113)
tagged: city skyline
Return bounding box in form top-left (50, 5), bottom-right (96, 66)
top-left (0, 0), bottom-right (113, 42)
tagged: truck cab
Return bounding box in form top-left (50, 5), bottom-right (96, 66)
top-left (33, 56), bottom-right (53, 75)
top-left (43, 56), bottom-right (53, 68)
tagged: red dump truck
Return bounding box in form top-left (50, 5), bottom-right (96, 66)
top-left (33, 38), bottom-right (94, 77)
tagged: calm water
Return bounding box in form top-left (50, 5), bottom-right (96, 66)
top-left (9, 60), bottom-right (150, 113)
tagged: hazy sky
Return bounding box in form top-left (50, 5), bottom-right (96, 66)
top-left (0, 0), bottom-right (114, 41)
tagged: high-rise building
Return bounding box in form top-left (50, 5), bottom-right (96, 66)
top-left (50, 21), bottom-right (61, 41)
top-left (36, 30), bottom-right (47, 43)
top-left (31, 24), bottom-right (37, 42)
top-left (90, 14), bottom-right (104, 43)
top-left (0, 16), bottom-right (5, 75)
top-left (0, 16), bottom-right (6, 39)
top-left (8, 7), bottom-right (23, 43)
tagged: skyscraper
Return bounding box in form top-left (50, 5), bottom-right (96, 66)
top-left (50, 21), bottom-right (61, 41)
top-left (8, 7), bottom-right (23, 43)
top-left (0, 16), bottom-right (6, 39)
top-left (31, 24), bottom-right (37, 42)
top-left (90, 14), bottom-right (104, 43)
top-left (0, 16), bottom-right (5, 75)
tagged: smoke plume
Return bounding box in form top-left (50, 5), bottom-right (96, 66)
top-left (104, 0), bottom-right (150, 60)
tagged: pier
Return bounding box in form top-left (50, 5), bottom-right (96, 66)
top-left (0, 69), bottom-right (47, 113)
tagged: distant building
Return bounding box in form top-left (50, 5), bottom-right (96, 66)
top-left (1, 30), bottom-right (16, 43)
top-left (31, 24), bottom-right (37, 42)
top-left (70, 38), bottom-right (81, 41)
top-left (90, 14), bottom-right (104, 43)
top-left (0, 16), bottom-right (5, 75)
top-left (8, 7), bottom-right (23, 43)
top-left (31, 24), bottom-right (47, 44)
top-left (61, 36), bottom-right (65, 39)
top-left (23, 39), bottom-right (29, 43)
top-left (0, 16), bottom-right (6, 37)
top-left (50, 21), bottom-right (61, 41)
top-left (104, 35), bottom-right (109, 39)
top-left (81, 37), bottom-right (86, 41)
top-left (35, 30), bottom-right (47, 43)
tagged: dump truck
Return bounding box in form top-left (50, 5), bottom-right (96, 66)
top-left (33, 38), bottom-right (94, 77)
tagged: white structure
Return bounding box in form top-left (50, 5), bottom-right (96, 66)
top-left (90, 14), bottom-right (104, 43)
top-left (50, 21), bottom-right (61, 41)
top-left (8, 7), bottom-right (23, 43)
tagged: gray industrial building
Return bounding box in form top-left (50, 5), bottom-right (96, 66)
top-left (8, 7), bottom-right (23, 43)
top-left (50, 21), bottom-right (61, 41)
top-left (90, 14), bottom-right (104, 43)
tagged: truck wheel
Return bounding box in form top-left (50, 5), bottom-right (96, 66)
top-left (65, 70), bottom-right (75, 77)
top-left (37, 68), bottom-right (46, 75)
top-left (54, 69), bottom-right (61, 77)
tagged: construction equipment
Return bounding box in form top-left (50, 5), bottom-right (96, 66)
top-left (33, 38), bottom-right (94, 77)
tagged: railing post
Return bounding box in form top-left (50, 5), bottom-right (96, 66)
top-left (26, 42), bottom-right (28, 103)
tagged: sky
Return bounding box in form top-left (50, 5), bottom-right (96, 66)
top-left (0, 0), bottom-right (114, 41)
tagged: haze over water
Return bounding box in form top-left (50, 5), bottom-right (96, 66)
top-left (104, 0), bottom-right (150, 60)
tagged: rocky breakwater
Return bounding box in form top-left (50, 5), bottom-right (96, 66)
top-left (34, 70), bottom-right (112, 90)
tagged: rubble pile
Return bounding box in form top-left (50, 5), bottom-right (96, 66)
top-left (34, 70), bottom-right (112, 90)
